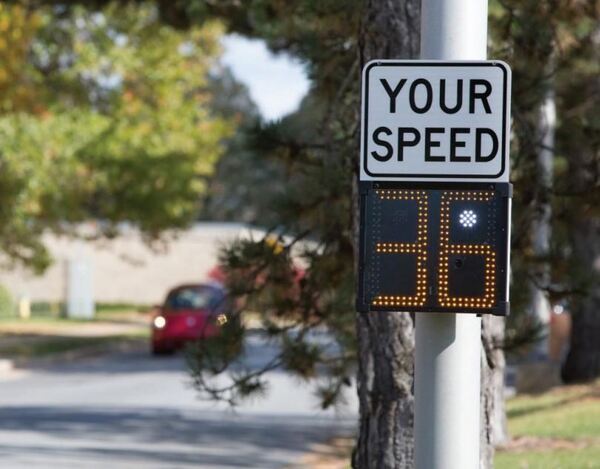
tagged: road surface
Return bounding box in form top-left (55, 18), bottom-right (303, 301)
top-left (0, 335), bottom-right (357, 468)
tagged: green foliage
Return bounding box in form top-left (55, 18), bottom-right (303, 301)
top-left (489, 1), bottom-right (600, 355)
top-left (280, 334), bottom-right (321, 379)
top-left (175, 2), bottom-right (363, 409)
top-left (0, 2), bottom-right (233, 271)
top-left (186, 317), bottom-right (264, 405)
top-left (489, 1), bottom-right (557, 324)
top-left (187, 318), bottom-right (244, 375)
top-left (0, 284), bottom-right (15, 317)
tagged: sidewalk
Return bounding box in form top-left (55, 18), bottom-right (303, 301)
top-left (290, 437), bottom-right (354, 469)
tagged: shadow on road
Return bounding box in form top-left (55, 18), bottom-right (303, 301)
top-left (0, 406), bottom-right (354, 468)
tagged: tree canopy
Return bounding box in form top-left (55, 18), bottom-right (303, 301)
top-left (0, 2), bottom-right (233, 271)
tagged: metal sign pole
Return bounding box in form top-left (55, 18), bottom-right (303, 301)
top-left (414, 1), bottom-right (489, 468)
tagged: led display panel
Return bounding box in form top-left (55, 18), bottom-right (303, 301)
top-left (357, 182), bottom-right (511, 316)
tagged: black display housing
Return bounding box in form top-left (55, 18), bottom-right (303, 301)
top-left (357, 181), bottom-right (511, 316)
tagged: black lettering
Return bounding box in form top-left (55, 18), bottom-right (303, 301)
top-left (469, 79), bottom-right (492, 113)
top-left (475, 128), bottom-right (499, 162)
top-left (450, 128), bottom-right (470, 162)
top-left (397, 127), bottom-right (420, 161)
top-left (440, 79), bottom-right (463, 114)
top-left (425, 127), bottom-right (445, 162)
top-left (380, 78), bottom-right (407, 113)
top-left (409, 79), bottom-right (433, 114)
top-left (371, 127), bottom-right (393, 161)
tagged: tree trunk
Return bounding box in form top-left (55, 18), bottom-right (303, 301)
top-left (562, 214), bottom-right (600, 382)
top-left (354, 312), bottom-right (416, 468)
top-left (563, 296), bottom-right (600, 382)
top-left (528, 83), bottom-right (556, 356)
top-left (481, 315), bottom-right (508, 468)
top-left (354, 2), bottom-right (420, 468)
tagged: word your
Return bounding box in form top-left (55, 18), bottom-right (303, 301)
top-left (370, 77), bottom-right (500, 164)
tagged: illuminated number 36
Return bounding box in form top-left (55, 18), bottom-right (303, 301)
top-left (371, 189), bottom-right (496, 309)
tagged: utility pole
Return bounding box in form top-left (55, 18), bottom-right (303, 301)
top-left (414, 1), bottom-right (489, 468)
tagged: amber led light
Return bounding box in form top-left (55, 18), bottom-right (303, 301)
top-left (372, 190), bottom-right (428, 308)
top-left (438, 190), bottom-right (495, 309)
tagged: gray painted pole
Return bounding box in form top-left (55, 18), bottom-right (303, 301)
top-left (414, 1), bottom-right (489, 469)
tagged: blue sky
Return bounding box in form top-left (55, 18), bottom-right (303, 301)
top-left (221, 34), bottom-right (310, 121)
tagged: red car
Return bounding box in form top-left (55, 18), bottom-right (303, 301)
top-left (151, 283), bottom-right (231, 355)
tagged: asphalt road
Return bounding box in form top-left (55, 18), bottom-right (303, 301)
top-left (0, 335), bottom-right (357, 469)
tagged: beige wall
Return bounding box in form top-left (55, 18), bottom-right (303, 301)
top-left (0, 223), bottom-right (263, 305)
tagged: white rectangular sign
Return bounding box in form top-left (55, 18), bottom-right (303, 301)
top-left (360, 60), bottom-right (511, 182)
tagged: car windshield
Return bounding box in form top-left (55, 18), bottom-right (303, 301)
top-left (164, 286), bottom-right (223, 311)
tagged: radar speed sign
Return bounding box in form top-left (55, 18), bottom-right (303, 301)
top-left (357, 61), bottom-right (512, 315)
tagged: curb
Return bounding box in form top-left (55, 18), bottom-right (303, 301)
top-left (1, 337), bottom-right (147, 372)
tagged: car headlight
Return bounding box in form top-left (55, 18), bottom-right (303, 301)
top-left (153, 316), bottom-right (166, 329)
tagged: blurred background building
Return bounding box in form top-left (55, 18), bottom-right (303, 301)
top-left (0, 223), bottom-right (261, 307)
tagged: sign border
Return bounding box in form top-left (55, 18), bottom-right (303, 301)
top-left (362, 60), bottom-right (510, 180)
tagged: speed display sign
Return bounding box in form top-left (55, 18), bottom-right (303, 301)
top-left (357, 182), bottom-right (510, 316)
top-left (357, 61), bottom-right (512, 316)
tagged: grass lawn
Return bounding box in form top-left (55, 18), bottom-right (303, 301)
top-left (0, 334), bottom-right (147, 360)
top-left (0, 309), bottom-right (149, 360)
top-left (496, 446), bottom-right (600, 469)
top-left (495, 380), bottom-right (600, 468)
